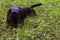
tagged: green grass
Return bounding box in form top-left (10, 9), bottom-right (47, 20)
top-left (0, 0), bottom-right (60, 40)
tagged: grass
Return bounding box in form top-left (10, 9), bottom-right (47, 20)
top-left (0, 0), bottom-right (60, 40)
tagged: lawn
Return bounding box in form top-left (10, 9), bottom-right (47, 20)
top-left (0, 0), bottom-right (60, 40)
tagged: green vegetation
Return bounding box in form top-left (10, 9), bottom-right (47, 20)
top-left (0, 0), bottom-right (60, 40)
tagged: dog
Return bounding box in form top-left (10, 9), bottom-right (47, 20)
top-left (7, 3), bottom-right (42, 28)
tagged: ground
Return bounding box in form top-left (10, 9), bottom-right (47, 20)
top-left (0, 0), bottom-right (60, 40)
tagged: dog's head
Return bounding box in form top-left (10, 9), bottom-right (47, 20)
top-left (9, 6), bottom-right (20, 14)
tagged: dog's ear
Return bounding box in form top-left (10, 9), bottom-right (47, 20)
top-left (7, 9), bottom-right (11, 24)
top-left (17, 6), bottom-right (21, 9)
top-left (17, 7), bottom-right (22, 13)
top-left (7, 9), bottom-right (11, 16)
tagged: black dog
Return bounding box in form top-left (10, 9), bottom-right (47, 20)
top-left (7, 3), bottom-right (42, 28)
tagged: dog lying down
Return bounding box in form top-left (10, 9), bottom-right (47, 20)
top-left (7, 3), bottom-right (42, 28)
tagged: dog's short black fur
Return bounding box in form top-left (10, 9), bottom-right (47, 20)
top-left (7, 3), bottom-right (42, 28)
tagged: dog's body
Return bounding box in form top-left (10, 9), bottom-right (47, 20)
top-left (7, 3), bottom-right (42, 28)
